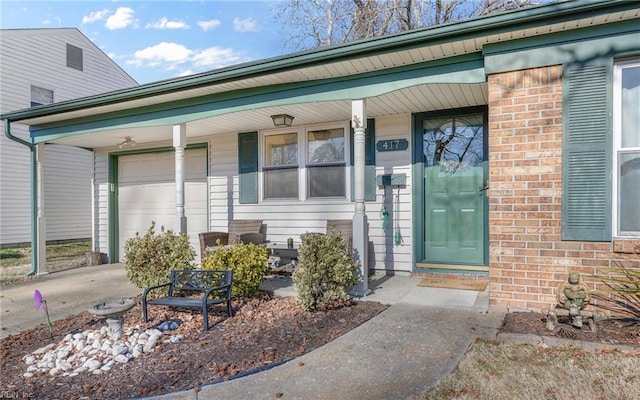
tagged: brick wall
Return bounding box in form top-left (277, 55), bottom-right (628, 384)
top-left (487, 65), bottom-right (640, 313)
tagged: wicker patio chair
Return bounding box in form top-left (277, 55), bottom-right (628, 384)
top-left (199, 219), bottom-right (263, 258)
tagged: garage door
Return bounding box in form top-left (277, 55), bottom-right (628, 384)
top-left (118, 148), bottom-right (207, 261)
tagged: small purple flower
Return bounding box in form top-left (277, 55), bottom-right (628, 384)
top-left (34, 289), bottom-right (43, 310)
top-left (33, 289), bottom-right (53, 338)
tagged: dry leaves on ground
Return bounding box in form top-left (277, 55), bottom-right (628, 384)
top-left (0, 294), bottom-right (387, 400)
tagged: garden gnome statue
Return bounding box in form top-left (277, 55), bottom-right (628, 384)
top-left (556, 272), bottom-right (590, 328)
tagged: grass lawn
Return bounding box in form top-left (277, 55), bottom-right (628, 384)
top-left (419, 339), bottom-right (639, 399)
top-left (0, 240), bottom-right (91, 284)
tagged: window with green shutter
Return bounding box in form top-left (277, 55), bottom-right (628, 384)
top-left (562, 60), bottom-right (613, 241)
top-left (238, 131), bottom-right (258, 204)
top-left (239, 121), bottom-right (375, 203)
top-left (350, 119), bottom-right (376, 202)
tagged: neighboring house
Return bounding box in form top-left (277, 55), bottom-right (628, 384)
top-left (0, 28), bottom-right (138, 247)
top-left (1, 0), bottom-right (638, 312)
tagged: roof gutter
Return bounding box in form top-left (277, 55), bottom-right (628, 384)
top-left (3, 119), bottom-right (38, 276)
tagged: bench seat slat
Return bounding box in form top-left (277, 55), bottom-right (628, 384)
top-left (147, 297), bottom-right (227, 307)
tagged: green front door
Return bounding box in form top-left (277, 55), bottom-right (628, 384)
top-left (415, 108), bottom-right (488, 269)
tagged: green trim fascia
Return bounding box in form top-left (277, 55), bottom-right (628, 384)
top-left (2, 0), bottom-right (633, 123)
top-left (485, 20), bottom-right (640, 74)
top-left (107, 142), bottom-right (208, 262)
top-left (411, 113), bottom-right (424, 268)
top-left (108, 154), bottom-right (118, 262)
top-left (31, 56), bottom-right (485, 143)
top-left (484, 18), bottom-right (639, 57)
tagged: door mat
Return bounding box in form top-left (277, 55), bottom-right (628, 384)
top-left (417, 277), bottom-right (488, 291)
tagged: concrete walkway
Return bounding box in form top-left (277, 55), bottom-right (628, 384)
top-left (0, 265), bottom-right (506, 399)
top-left (0, 264), bottom-right (140, 339)
top-left (148, 274), bottom-right (503, 400)
top-left (158, 304), bottom-right (503, 400)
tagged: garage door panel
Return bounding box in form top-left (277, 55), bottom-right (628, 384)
top-left (118, 149), bottom-right (207, 261)
top-left (185, 154), bottom-right (207, 181)
top-left (120, 153), bottom-right (175, 184)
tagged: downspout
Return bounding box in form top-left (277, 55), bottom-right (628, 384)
top-left (3, 119), bottom-right (38, 276)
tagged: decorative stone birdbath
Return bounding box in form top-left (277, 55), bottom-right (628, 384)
top-left (88, 298), bottom-right (136, 340)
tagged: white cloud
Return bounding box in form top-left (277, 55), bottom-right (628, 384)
top-left (42, 16), bottom-right (61, 27)
top-left (130, 42), bottom-right (193, 67)
top-left (128, 42), bottom-right (249, 78)
top-left (233, 17), bottom-right (260, 33)
top-left (193, 47), bottom-right (244, 69)
top-left (197, 19), bottom-right (221, 32)
top-left (146, 17), bottom-right (189, 30)
top-left (82, 8), bottom-right (109, 25)
top-left (105, 7), bottom-right (138, 30)
top-left (179, 70), bottom-right (195, 77)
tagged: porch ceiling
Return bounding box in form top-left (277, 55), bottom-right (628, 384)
top-left (46, 82), bottom-right (488, 149)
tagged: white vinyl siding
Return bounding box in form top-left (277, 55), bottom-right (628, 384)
top-left (44, 145), bottom-right (93, 241)
top-left (0, 133), bottom-right (32, 244)
top-left (368, 114), bottom-right (413, 272)
top-left (0, 28), bottom-right (137, 246)
top-left (93, 151), bottom-right (110, 257)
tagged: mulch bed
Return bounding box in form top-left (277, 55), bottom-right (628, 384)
top-left (499, 311), bottom-right (640, 346)
top-left (0, 294), bottom-right (387, 400)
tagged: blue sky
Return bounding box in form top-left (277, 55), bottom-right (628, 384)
top-left (0, 1), bottom-right (288, 84)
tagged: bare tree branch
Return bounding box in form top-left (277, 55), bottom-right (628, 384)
top-left (274, 0), bottom-right (551, 51)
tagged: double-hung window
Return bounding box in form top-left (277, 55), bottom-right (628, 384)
top-left (307, 128), bottom-right (346, 198)
top-left (613, 60), bottom-right (640, 237)
top-left (262, 126), bottom-right (348, 200)
top-left (263, 132), bottom-right (299, 199)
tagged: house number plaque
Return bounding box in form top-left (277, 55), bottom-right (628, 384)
top-left (377, 139), bottom-right (408, 152)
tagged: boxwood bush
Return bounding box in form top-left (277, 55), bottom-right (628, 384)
top-left (201, 243), bottom-right (270, 298)
top-left (293, 229), bottom-right (360, 311)
top-left (124, 221), bottom-right (195, 290)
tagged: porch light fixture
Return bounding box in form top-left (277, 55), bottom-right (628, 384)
top-left (118, 136), bottom-right (136, 149)
top-left (271, 114), bottom-right (294, 127)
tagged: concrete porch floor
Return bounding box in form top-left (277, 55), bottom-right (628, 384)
top-left (260, 271), bottom-right (490, 310)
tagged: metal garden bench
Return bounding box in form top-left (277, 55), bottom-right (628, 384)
top-left (142, 269), bottom-right (233, 331)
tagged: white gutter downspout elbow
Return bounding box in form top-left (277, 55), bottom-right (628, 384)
top-left (3, 119), bottom-right (38, 276)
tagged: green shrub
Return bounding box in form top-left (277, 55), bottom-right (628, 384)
top-left (293, 229), bottom-right (360, 311)
top-left (201, 243), bottom-right (269, 298)
top-left (124, 222), bottom-right (195, 290)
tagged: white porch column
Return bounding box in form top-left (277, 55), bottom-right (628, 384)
top-left (173, 124), bottom-right (187, 234)
top-left (351, 99), bottom-right (370, 296)
top-left (35, 143), bottom-right (47, 275)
